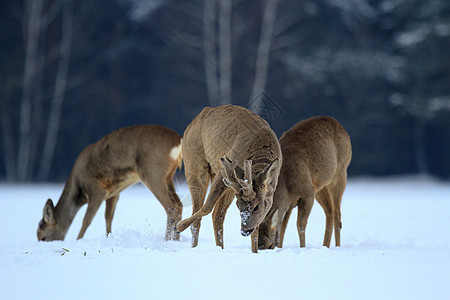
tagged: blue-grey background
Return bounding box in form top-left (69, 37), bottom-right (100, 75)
top-left (1, 0), bottom-right (449, 181)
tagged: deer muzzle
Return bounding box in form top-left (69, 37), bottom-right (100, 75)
top-left (240, 228), bottom-right (254, 237)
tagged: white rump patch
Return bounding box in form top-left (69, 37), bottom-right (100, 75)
top-left (170, 140), bottom-right (182, 160)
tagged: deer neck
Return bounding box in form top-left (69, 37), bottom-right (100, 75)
top-left (248, 149), bottom-right (276, 174)
top-left (244, 131), bottom-right (279, 173)
top-left (54, 178), bottom-right (83, 237)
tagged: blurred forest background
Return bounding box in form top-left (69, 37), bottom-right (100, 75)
top-left (0, 0), bottom-right (449, 182)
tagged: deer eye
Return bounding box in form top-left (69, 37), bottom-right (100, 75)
top-left (253, 205), bottom-right (259, 212)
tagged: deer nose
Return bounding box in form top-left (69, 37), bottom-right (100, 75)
top-left (241, 228), bottom-right (254, 237)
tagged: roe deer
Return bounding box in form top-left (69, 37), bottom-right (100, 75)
top-left (258, 116), bottom-right (352, 249)
top-left (175, 105), bottom-right (281, 253)
top-left (37, 125), bottom-right (183, 241)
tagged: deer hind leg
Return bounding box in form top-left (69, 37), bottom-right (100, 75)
top-left (105, 194), bottom-right (120, 236)
top-left (141, 176), bottom-right (181, 241)
top-left (296, 195), bottom-right (315, 247)
top-left (333, 206), bottom-right (342, 247)
top-left (212, 189), bottom-right (234, 248)
top-left (77, 195), bottom-right (104, 240)
top-left (316, 187), bottom-right (335, 248)
top-left (167, 179), bottom-right (183, 240)
top-left (330, 174), bottom-right (347, 247)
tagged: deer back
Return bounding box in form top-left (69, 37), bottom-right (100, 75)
top-left (185, 105), bottom-right (280, 173)
top-left (75, 125), bottom-right (182, 193)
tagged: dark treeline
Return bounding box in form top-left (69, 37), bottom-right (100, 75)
top-left (1, 0), bottom-right (449, 182)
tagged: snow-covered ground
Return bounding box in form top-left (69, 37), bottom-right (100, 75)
top-left (1, 177), bottom-right (449, 300)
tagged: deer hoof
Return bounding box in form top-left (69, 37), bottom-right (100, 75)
top-left (175, 220), bottom-right (187, 233)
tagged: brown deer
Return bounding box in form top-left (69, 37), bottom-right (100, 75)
top-left (37, 125), bottom-right (183, 242)
top-left (258, 116), bottom-right (352, 249)
top-left (175, 105), bottom-right (282, 253)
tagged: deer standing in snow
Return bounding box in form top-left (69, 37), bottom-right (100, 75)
top-left (258, 116), bottom-right (352, 249)
top-left (37, 125), bottom-right (183, 241)
top-left (175, 105), bottom-right (282, 253)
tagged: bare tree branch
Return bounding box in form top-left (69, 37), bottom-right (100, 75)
top-left (41, 0), bottom-right (63, 30)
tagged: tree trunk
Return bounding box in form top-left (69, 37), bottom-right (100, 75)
top-left (203, 0), bottom-right (220, 107)
top-left (218, 0), bottom-right (232, 105)
top-left (249, 0), bottom-right (280, 114)
top-left (28, 51), bottom-right (46, 181)
top-left (38, 0), bottom-right (74, 181)
top-left (17, 0), bottom-right (45, 181)
top-left (1, 108), bottom-right (16, 181)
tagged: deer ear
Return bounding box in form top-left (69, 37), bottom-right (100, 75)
top-left (260, 159), bottom-right (280, 186)
top-left (220, 156), bottom-right (232, 179)
top-left (43, 199), bottom-right (55, 225)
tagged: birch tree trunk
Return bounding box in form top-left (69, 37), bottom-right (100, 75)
top-left (17, 0), bottom-right (45, 181)
top-left (249, 0), bottom-right (280, 114)
top-left (28, 49), bottom-right (46, 181)
top-left (203, 0), bottom-right (220, 107)
top-left (38, 0), bottom-right (74, 181)
top-left (218, 0), bottom-right (232, 105)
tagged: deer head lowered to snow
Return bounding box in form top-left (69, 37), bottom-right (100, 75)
top-left (175, 105), bottom-right (282, 253)
top-left (37, 125), bottom-right (183, 242)
top-left (258, 116), bottom-right (352, 249)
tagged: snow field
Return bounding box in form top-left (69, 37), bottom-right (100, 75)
top-left (0, 177), bottom-right (449, 299)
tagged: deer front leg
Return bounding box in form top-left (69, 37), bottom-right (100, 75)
top-left (176, 175), bottom-right (226, 235)
top-left (77, 198), bottom-right (103, 240)
top-left (212, 189), bottom-right (234, 248)
top-left (251, 226), bottom-right (259, 253)
top-left (105, 195), bottom-right (119, 236)
top-left (181, 168), bottom-right (210, 247)
top-left (278, 208), bottom-right (293, 248)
